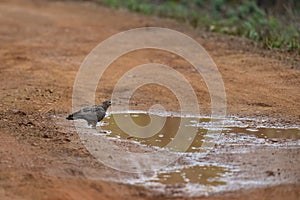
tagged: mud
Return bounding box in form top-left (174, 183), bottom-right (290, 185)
top-left (0, 0), bottom-right (300, 199)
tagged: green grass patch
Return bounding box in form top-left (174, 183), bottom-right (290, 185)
top-left (99, 0), bottom-right (300, 53)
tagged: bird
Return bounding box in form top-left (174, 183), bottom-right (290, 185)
top-left (66, 100), bottom-right (112, 128)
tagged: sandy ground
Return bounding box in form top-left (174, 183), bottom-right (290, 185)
top-left (0, 0), bottom-right (300, 199)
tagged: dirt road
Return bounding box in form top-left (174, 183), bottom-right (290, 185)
top-left (0, 0), bottom-right (299, 199)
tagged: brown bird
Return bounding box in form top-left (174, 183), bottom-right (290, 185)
top-left (66, 100), bottom-right (112, 128)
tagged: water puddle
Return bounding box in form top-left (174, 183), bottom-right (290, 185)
top-left (101, 113), bottom-right (205, 152)
top-left (58, 112), bottom-right (300, 196)
top-left (95, 112), bottom-right (300, 191)
top-left (100, 113), bottom-right (300, 153)
top-left (149, 165), bottom-right (227, 186)
top-left (227, 127), bottom-right (300, 140)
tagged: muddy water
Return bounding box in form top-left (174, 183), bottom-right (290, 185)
top-left (101, 113), bottom-right (300, 153)
top-left (150, 165), bottom-right (227, 186)
top-left (101, 113), bottom-right (204, 152)
top-left (230, 127), bottom-right (300, 140)
top-left (99, 112), bottom-right (300, 187)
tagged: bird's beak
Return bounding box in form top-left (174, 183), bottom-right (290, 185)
top-left (111, 101), bottom-right (116, 105)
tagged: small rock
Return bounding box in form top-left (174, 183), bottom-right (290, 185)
top-left (32, 142), bottom-right (38, 146)
top-left (266, 170), bottom-right (275, 176)
top-left (26, 121), bottom-right (35, 126)
top-left (12, 109), bottom-right (26, 116)
top-left (269, 138), bottom-right (279, 143)
top-left (42, 134), bottom-right (50, 138)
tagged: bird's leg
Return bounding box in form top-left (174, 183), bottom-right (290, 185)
top-left (87, 121), bottom-right (97, 129)
top-left (91, 122), bottom-right (97, 129)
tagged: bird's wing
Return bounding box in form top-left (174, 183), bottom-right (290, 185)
top-left (69, 105), bottom-right (97, 121)
top-left (82, 105), bottom-right (98, 113)
top-left (71, 105), bottom-right (107, 122)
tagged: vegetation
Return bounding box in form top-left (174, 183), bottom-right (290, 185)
top-left (99, 0), bottom-right (300, 53)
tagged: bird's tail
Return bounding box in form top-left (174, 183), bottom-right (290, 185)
top-left (66, 114), bottom-right (74, 120)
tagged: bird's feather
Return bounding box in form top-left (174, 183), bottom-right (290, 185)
top-left (66, 100), bottom-right (111, 128)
